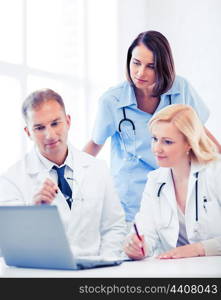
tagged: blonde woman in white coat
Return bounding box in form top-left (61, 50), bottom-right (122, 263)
top-left (125, 104), bottom-right (221, 259)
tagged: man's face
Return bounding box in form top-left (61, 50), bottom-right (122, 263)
top-left (25, 99), bottom-right (71, 165)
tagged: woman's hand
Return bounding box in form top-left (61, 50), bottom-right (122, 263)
top-left (157, 243), bottom-right (205, 259)
top-left (124, 234), bottom-right (147, 260)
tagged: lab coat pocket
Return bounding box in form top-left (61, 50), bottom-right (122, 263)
top-left (81, 196), bottom-right (102, 217)
top-left (156, 198), bottom-right (173, 230)
top-left (197, 198), bottom-right (221, 239)
top-left (73, 182), bottom-right (102, 219)
top-left (157, 208), bottom-right (173, 230)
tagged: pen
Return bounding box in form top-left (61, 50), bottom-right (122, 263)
top-left (133, 223), bottom-right (145, 257)
top-left (203, 197), bottom-right (207, 213)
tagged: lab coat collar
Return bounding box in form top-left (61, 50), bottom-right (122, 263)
top-left (186, 161), bottom-right (207, 207)
top-left (189, 160), bottom-right (206, 175)
top-left (155, 167), bottom-right (172, 185)
top-left (36, 145), bottom-right (74, 172)
top-left (155, 160), bottom-right (206, 211)
top-left (155, 160), bottom-right (206, 185)
top-left (155, 167), bottom-right (176, 213)
top-left (70, 146), bottom-right (92, 185)
top-left (26, 144), bottom-right (92, 180)
top-left (26, 147), bottom-right (45, 175)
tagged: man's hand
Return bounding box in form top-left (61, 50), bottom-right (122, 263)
top-left (34, 178), bottom-right (58, 205)
top-left (124, 234), bottom-right (147, 260)
top-left (157, 243), bottom-right (205, 259)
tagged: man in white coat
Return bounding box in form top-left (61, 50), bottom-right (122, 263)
top-left (0, 88), bottom-right (126, 258)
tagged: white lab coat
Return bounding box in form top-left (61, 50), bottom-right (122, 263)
top-left (135, 159), bottom-right (221, 257)
top-left (0, 145), bottom-right (127, 258)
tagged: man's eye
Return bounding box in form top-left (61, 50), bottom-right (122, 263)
top-left (151, 136), bottom-right (157, 142)
top-left (51, 122), bottom-right (58, 126)
top-left (34, 126), bottom-right (44, 131)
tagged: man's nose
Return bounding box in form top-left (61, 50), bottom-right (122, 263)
top-left (45, 126), bottom-right (56, 139)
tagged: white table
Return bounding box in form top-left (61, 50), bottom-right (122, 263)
top-left (0, 256), bottom-right (220, 278)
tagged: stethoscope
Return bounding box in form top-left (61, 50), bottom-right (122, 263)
top-left (118, 95), bottom-right (172, 159)
top-left (157, 171), bottom-right (207, 222)
top-left (118, 106), bottom-right (137, 159)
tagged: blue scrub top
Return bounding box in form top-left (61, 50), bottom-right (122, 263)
top-left (92, 75), bottom-right (209, 222)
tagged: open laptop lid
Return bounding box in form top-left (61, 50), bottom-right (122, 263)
top-left (0, 205), bottom-right (122, 270)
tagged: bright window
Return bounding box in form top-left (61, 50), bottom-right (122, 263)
top-left (0, 0), bottom-right (118, 172)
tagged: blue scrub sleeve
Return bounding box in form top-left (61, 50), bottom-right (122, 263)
top-left (183, 79), bottom-right (210, 124)
top-left (92, 95), bottom-right (116, 145)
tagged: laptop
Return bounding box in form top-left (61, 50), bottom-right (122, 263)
top-left (0, 205), bottom-right (123, 270)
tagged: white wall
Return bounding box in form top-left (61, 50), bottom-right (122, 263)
top-left (116, 0), bottom-right (221, 141)
top-left (1, 0), bottom-right (220, 170)
top-left (116, 0), bottom-right (149, 80)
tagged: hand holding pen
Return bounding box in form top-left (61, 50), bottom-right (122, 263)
top-left (124, 223), bottom-right (146, 260)
top-left (34, 178), bottom-right (58, 205)
top-left (133, 223), bottom-right (145, 257)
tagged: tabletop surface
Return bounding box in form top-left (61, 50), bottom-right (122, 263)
top-left (0, 256), bottom-right (220, 278)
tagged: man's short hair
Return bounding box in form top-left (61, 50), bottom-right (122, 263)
top-left (22, 88), bottom-right (66, 122)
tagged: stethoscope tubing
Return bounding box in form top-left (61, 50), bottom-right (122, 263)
top-left (118, 95), bottom-right (172, 133)
top-left (157, 172), bottom-right (199, 222)
top-left (118, 107), bottom-right (135, 132)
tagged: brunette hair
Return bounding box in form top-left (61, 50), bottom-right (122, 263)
top-left (126, 30), bottom-right (175, 97)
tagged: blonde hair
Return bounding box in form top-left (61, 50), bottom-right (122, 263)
top-left (149, 104), bottom-right (219, 163)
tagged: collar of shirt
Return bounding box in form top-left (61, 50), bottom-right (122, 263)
top-left (113, 81), bottom-right (137, 108)
top-left (35, 145), bottom-right (74, 189)
top-left (114, 79), bottom-right (182, 109)
top-left (35, 145), bottom-right (74, 173)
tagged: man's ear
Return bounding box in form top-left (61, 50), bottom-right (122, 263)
top-left (66, 114), bottom-right (71, 128)
top-left (24, 126), bottom-right (32, 139)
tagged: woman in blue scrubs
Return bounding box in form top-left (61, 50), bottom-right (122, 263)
top-left (83, 30), bottom-right (220, 228)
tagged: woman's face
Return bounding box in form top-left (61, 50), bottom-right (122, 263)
top-left (129, 43), bottom-right (156, 91)
top-left (151, 121), bottom-right (190, 168)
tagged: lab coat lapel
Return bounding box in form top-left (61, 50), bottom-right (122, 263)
top-left (26, 148), bottom-right (51, 184)
top-left (186, 172), bottom-right (197, 207)
top-left (26, 148), bottom-right (43, 175)
top-left (186, 161), bottom-right (206, 208)
top-left (71, 147), bottom-right (91, 188)
top-left (157, 168), bottom-right (177, 213)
